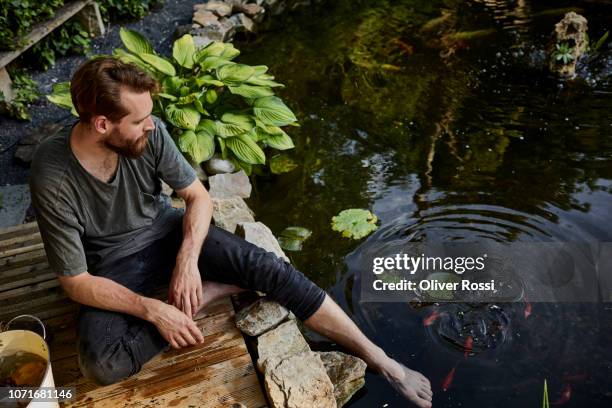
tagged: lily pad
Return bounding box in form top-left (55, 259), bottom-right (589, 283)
top-left (278, 226), bottom-right (312, 251)
top-left (331, 209), bottom-right (378, 240)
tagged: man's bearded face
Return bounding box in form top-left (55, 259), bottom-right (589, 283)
top-left (103, 127), bottom-right (150, 159)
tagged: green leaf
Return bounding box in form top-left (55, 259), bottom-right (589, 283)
top-left (196, 119), bottom-right (217, 136)
top-left (220, 43), bottom-right (240, 59)
top-left (195, 74), bottom-right (224, 87)
top-left (254, 96), bottom-right (297, 127)
top-left (178, 129), bottom-right (215, 164)
top-left (226, 134), bottom-right (266, 164)
top-left (195, 41), bottom-right (226, 61)
top-left (217, 64), bottom-right (255, 85)
top-left (177, 92), bottom-right (200, 105)
top-left (264, 132), bottom-right (294, 150)
top-left (172, 34), bottom-right (196, 69)
top-left (139, 53), bottom-right (176, 76)
top-left (246, 76), bottom-right (285, 88)
top-left (269, 154), bottom-right (298, 174)
top-left (229, 84), bottom-right (275, 98)
top-left (47, 82), bottom-right (78, 116)
top-left (162, 76), bottom-right (184, 94)
top-left (165, 104), bottom-right (201, 130)
top-left (331, 209), bottom-right (378, 239)
top-left (277, 226), bottom-right (312, 252)
top-left (593, 30), bottom-right (609, 51)
top-left (215, 121), bottom-right (249, 138)
top-left (205, 89), bottom-right (217, 104)
top-left (221, 112), bottom-right (255, 131)
top-left (194, 99), bottom-right (209, 115)
top-left (113, 48), bottom-right (156, 76)
top-left (201, 56), bottom-right (233, 71)
top-left (251, 65), bottom-right (269, 76)
top-left (157, 93), bottom-right (177, 101)
top-left (119, 27), bottom-right (154, 55)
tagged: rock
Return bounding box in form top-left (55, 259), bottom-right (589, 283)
top-left (235, 298), bottom-right (290, 336)
top-left (0, 184), bottom-right (31, 228)
top-left (234, 13), bottom-right (255, 32)
top-left (195, 1), bottom-right (233, 17)
top-left (204, 154), bottom-right (237, 175)
top-left (207, 170), bottom-right (251, 199)
top-left (234, 3), bottom-right (264, 17)
top-left (316, 351), bottom-right (367, 407)
top-left (14, 122), bottom-right (64, 164)
top-left (212, 197), bottom-right (255, 233)
top-left (225, 14), bottom-right (246, 36)
top-left (235, 222), bottom-right (289, 261)
top-left (264, 351), bottom-right (336, 408)
top-left (549, 12), bottom-right (588, 78)
top-left (257, 320), bottom-right (311, 372)
top-left (193, 10), bottom-right (219, 27)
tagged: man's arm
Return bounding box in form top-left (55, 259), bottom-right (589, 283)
top-left (169, 178), bottom-right (213, 318)
top-left (59, 272), bottom-right (204, 348)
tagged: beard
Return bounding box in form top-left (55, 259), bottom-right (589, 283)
top-left (103, 127), bottom-right (149, 159)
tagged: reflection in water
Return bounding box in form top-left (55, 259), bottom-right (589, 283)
top-left (242, 0), bottom-right (612, 406)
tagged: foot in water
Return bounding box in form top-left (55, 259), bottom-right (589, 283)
top-left (381, 359), bottom-right (433, 407)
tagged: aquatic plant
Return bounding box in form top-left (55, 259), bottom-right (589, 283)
top-left (553, 42), bottom-right (575, 64)
top-left (542, 379), bottom-right (550, 408)
top-left (277, 227), bottom-right (312, 251)
top-left (47, 28), bottom-right (298, 174)
top-left (331, 209), bottom-right (378, 239)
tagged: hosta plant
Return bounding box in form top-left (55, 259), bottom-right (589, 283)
top-left (47, 28), bottom-right (298, 174)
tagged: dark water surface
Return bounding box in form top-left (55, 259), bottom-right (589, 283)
top-left (240, 1), bottom-right (612, 406)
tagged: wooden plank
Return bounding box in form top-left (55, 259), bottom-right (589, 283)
top-left (0, 0), bottom-right (94, 69)
top-left (0, 221), bottom-right (38, 240)
top-left (0, 231), bottom-right (42, 251)
top-left (0, 297), bottom-right (77, 323)
top-left (0, 249), bottom-right (47, 271)
top-left (0, 242), bottom-right (45, 259)
top-left (54, 316), bottom-right (245, 388)
top-left (0, 276), bottom-right (58, 299)
top-left (64, 354), bottom-right (264, 407)
top-left (48, 297), bottom-right (235, 366)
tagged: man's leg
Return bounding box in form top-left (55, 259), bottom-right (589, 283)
top-left (76, 305), bottom-right (166, 385)
top-left (305, 295), bottom-right (433, 407)
top-left (196, 225), bottom-right (432, 407)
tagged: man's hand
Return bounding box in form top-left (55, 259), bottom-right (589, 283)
top-left (148, 299), bottom-right (204, 349)
top-left (169, 257), bottom-right (203, 318)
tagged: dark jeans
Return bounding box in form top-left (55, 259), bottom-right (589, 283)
top-left (76, 221), bottom-right (326, 385)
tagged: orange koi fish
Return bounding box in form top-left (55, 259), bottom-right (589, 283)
top-left (464, 335), bottom-right (473, 358)
top-left (524, 302), bottom-right (532, 319)
top-left (552, 384), bottom-right (571, 405)
top-left (423, 310), bottom-right (441, 326)
top-left (442, 366), bottom-right (456, 392)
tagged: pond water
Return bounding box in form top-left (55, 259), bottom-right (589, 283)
top-left (240, 1), bottom-right (612, 406)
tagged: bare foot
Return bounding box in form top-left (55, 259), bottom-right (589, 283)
top-left (199, 280), bottom-right (246, 311)
top-left (381, 359), bottom-right (433, 407)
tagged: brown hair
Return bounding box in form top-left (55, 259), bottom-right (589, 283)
top-left (70, 56), bottom-right (159, 123)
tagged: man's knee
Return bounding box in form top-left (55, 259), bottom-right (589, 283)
top-left (78, 343), bottom-right (137, 385)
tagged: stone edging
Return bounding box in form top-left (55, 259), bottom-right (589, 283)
top-left (205, 169), bottom-right (366, 408)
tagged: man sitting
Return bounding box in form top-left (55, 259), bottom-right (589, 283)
top-left (29, 57), bottom-right (432, 408)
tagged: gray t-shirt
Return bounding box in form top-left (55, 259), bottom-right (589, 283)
top-left (29, 115), bottom-right (197, 276)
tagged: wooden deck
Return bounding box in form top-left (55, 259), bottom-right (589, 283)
top-left (0, 221), bottom-right (267, 407)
